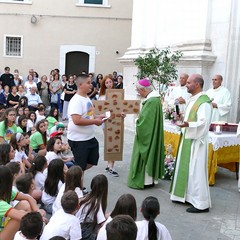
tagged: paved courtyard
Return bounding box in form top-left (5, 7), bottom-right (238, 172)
top-left (70, 125), bottom-right (240, 240)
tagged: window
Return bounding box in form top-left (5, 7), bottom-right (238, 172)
top-left (4, 35), bottom-right (23, 57)
top-left (0, 0), bottom-right (32, 4)
top-left (84, 0), bottom-right (102, 4)
top-left (77, 0), bottom-right (110, 7)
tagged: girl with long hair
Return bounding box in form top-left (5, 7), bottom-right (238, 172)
top-left (29, 119), bottom-right (47, 156)
top-left (97, 193), bottom-right (137, 240)
top-left (136, 196), bottom-right (172, 240)
top-left (46, 107), bottom-right (59, 132)
top-left (52, 165), bottom-right (83, 215)
top-left (26, 111), bottom-right (37, 132)
top-left (23, 107), bottom-right (30, 118)
top-left (95, 73), bottom-right (103, 91)
top-left (76, 174), bottom-right (108, 240)
top-left (22, 132), bottom-right (34, 162)
top-left (18, 96), bottom-right (28, 108)
top-left (15, 106), bottom-right (24, 124)
top-left (115, 75), bottom-right (124, 89)
top-left (17, 115), bottom-right (27, 133)
top-left (0, 108), bottom-right (17, 144)
top-left (41, 159), bottom-right (65, 214)
top-left (5, 161), bottom-right (22, 193)
top-left (10, 133), bottom-right (32, 171)
top-left (29, 155), bottom-right (47, 191)
top-left (45, 136), bottom-right (74, 168)
top-left (99, 75), bottom-right (125, 177)
top-left (98, 74), bottom-right (114, 98)
top-left (0, 143), bottom-right (15, 166)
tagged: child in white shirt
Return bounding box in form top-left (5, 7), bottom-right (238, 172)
top-left (52, 165), bottom-right (83, 215)
top-left (97, 193), bottom-right (137, 240)
top-left (41, 159), bottom-right (65, 214)
top-left (29, 155), bottom-right (47, 191)
top-left (40, 190), bottom-right (82, 240)
top-left (14, 212), bottom-right (43, 240)
top-left (136, 196), bottom-right (172, 240)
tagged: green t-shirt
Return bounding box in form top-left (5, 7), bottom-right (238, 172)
top-left (0, 121), bottom-right (17, 143)
top-left (47, 116), bottom-right (57, 131)
top-left (0, 191), bottom-right (18, 232)
top-left (16, 126), bottom-right (23, 133)
top-left (30, 131), bottom-right (44, 150)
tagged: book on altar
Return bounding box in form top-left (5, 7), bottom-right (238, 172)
top-left (209, 122), bottom-right (238, 133)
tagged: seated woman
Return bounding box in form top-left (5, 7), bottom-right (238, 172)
top-left (7, 86), bottom-right (19, 109)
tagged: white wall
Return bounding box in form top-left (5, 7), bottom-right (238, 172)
top-left (121, 0), bottom-right (240, 123)
top-left (0, 0), bottom-right (133, 77)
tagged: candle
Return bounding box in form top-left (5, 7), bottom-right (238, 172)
top-left (215, 125), bottom-right (221, 133)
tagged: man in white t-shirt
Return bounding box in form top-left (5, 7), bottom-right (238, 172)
top-left (67, 74), bottom-right (105, 174)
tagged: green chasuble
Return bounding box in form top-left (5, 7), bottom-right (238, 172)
top-left (128, 94), bottom-right (165, 189)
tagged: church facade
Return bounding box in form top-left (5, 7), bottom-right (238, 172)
top-left (120, 0), bottom-right (240, 123)
top-left (0, 0), bottom-right (132, 76)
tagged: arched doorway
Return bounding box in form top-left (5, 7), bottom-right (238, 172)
top-left (59, 45), bottom-right (96, 76)
top-left (65, 51), bottom-right (89, 76)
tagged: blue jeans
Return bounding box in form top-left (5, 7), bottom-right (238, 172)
top-left (50, 93), bottom-right (62, 113)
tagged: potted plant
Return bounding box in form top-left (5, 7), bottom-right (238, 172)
top-left (134, 47), bottom-right (183, 95)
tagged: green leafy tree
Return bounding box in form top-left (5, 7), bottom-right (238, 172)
top-left (134, 47), bottom-right (183, 93)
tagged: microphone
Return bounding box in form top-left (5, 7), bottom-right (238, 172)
top-left (174, 99), bottom-right (180, 116)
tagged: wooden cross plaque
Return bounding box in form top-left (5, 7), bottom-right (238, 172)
top-left (93, 89), bottom-right (140, 161)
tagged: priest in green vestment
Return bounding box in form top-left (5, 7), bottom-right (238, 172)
top-left (128, 79), bottom-right (165, 189)
top-left (170, 74), bottom-right (212, 213)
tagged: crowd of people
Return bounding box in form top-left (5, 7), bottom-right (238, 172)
top-left (0, 65), bottom-right (237, 239)
top-left (0, 67), bottom-right (173, 240)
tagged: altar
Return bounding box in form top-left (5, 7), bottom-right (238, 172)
top-left (163, 121), bottom-right (240, 185)
top-left (208, 131), bottom-right (239, 185)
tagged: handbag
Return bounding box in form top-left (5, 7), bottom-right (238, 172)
top-left (81, 222), bottom-right (98, 240)
top-left (51, 93), bottom-right (58, 104)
